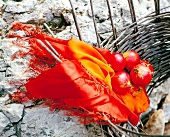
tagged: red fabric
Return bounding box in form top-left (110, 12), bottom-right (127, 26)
top-left (25, 59), bottom-right (138, 125)
top-left (9, 22), bottom-right (149, 125)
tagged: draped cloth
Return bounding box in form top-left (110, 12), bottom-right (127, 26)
top-left (9, 22), bottom-right (150, 125)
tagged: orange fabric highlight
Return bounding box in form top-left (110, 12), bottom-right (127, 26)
top-left (68, 38), bottom-right (115, 89)
top-left (118, 87), bottom-right (150, 114)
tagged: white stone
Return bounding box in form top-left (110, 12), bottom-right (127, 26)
top-left (0, 112), bottom-right (10, 133)
top-left (3, 103), bottom-right (24, 123)
top-left (163, 104), bottom-right (170, 123)
top-left (5, 0), bottom-right (37, 13)
top-left (21, 106), bottom-right (87, 137)
top-left (0, 18), bottom-right (7, 30)
top-left (0, 1), bottom-right (5, 8)
top-left (149, 78), bottom-right (170, 110)
top-left (0, 94), bottom-right (10, 104)
top-left (162, 94), bottom-right (170, 123)
top-left (1, 126), bottom-right (16, 137)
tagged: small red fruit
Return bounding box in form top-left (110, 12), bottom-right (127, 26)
top-left (130, 64), bottom-right (152, 87)
top-left (108, 52), bottom-right (126, 71)
top-left (140, 60), bottom-right (154, 75)
top-left (111, 71), bottom-right (132, 94)
top-left (123, 50), bottom-right (140, 70)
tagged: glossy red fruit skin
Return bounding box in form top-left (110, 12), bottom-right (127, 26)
top-left (140, 60), bottom-right (154, 75)
top-left (123, 50), bottom-right (140, 70)
top-left (108, 52), bottom-right (126, 71)
top-left (130, 64), bottom-right (152, 87)
top-left (111, 71), bottom-right (132, 94)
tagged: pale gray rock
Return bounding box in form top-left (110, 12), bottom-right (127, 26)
top-left (0, 112), bottom-right (10, 133)
top-left (162, 94), bottom-right (170, 123)
top-left (0, 39), bottom-right (23, 94)
top-left (2, 0), bottom-right (64, 25)
top-left (2, 103), bottom-right (24, 123)
top-left (1, 125), bottom-right (16, 137)
top-left (1, 12), bottom-right (14, 24)
top-left (5, 0), bottom-right (37, 13)
top-left (149, 78), bottom-right (170, 110)
top-left (0, 94), bottom-right (10, 104)
top-left (21, 106), bottom-right (87, 137)
top-left (0, 1), bottom-right (5, 7)
top-left (0, 38), bottom-right (31, 93)
top-left (0, 18), bottom-right (7, 31)
top-left (0, 59), bottom-right (8, 72)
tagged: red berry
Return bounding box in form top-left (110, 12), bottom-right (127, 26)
top-left (108, 52), bottom-right (126, 71)
top-left (111, 71), bottom-right (132, 94)
top-left (123, 50), bottom-right (140, 70)
top-left (140, 60), bottom-right (154, 75)
top-left (130, 64), bottom-right (152, 87)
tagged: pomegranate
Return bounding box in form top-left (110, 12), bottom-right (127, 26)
top-left (123, 50), bottom-right (140, 70)
top-left (130, 64), bottom-right (152, 87)
top-left (108, 52), bottom-right (126, 71)
top-left (111, 71), bottom-right (132, 94)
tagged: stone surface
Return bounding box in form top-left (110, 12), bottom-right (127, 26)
top-left (0, 126), bottom-right (16, 137)
top-left (2, 103), bottom-right (24, 123)
top-left (0, 94), bottom-right (10, 104)
top-left (162, 93), bottom-right (170, 123)
top-left (0, 112), bottom-right (10, 133)
top-left (5, 0), bottom-right (37, 13)
top-left (20, 106), bottom-right (87, 137)
top-left (149, 78), bottom-right (170, 110)
top-left (143, 109), bottom-right (165, 135)
top-left (164, 122), bottom-right (170, 136)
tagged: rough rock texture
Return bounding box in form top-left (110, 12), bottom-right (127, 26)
top-left (2, 103), bottom-right (24, 123)
top-left (143, 109), bottom-right (165, 135)
top-left (0, 0), bottom-right (170, 136)
top-left (162, 93), bottom-right (170, 123)
top-left (0, 112), bottom-right (10, 133)
top-left (20, 107), bottom-right (87, 137)
top-left (164, 122), bottom-right (170, 136)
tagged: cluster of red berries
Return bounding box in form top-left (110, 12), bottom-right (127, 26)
top-left (108, 50), bottom-right (154, 95)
